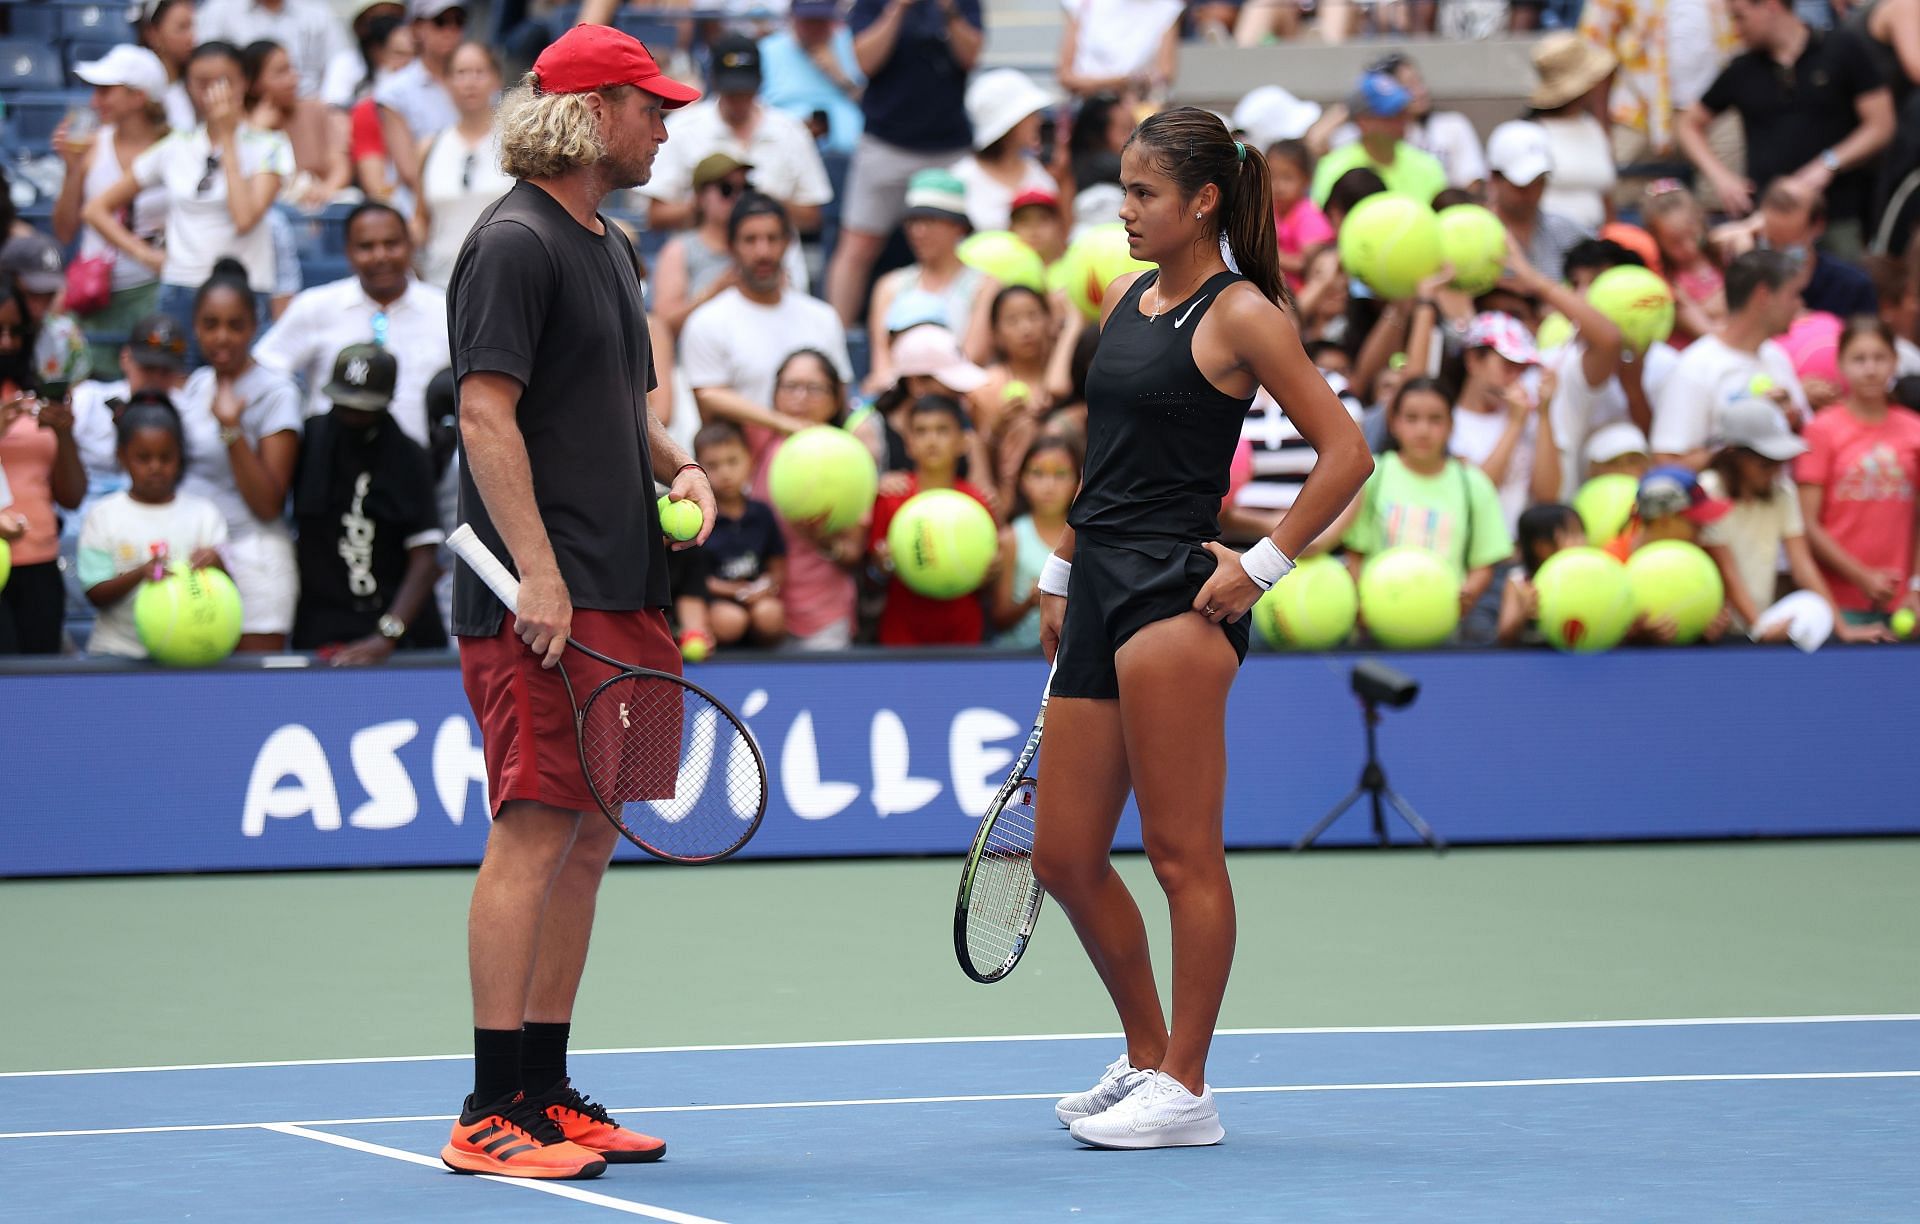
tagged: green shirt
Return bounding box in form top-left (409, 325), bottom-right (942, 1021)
top-left (1311, 140), bottom-right (1449, 208)
top-left (1341, 452), bottom-right (1515, 578)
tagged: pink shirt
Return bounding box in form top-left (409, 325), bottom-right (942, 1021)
top-left (1274, 197), bottom-right (1334, 289)
top-left (1794, 405), bottom-right (1920, 612)
top-left (0, 407), bottom-right (60, 565)
top-left (746, 424), bottom-right (857, 640)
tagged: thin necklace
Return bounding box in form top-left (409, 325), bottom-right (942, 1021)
top-left (1147, 269), bottom-right (1209, 322)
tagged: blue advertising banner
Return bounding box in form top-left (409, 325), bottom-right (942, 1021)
top-left (3, 648), bottom-right (1917, 877)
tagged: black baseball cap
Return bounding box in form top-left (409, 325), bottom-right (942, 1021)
top-left (709, 34), bottom-right (762, 93)
top-left (322, 342), bottom-right (398, 410)
top-left (128, 313), bottom-right (189, 371)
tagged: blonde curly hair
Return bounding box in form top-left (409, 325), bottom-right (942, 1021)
top-left (497, 76), bottom-right (636, 180)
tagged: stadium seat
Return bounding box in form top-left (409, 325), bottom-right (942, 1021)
top-left (846, 327), bottom-right (870, 387)
top-left (298, 252), bottom-right (353, 289)
top-left (4, 89), bottom-right (88, 154)
top-left (0, 40), bottom-right (65, 90)
top-left (613, 13), bottom-right (679, 54)
top-left (0, 2), bottom-right (60, 40)
top-left (54, 2), bottom-right (119, 41)
top-left (63, 36), bottom-right (127, 72)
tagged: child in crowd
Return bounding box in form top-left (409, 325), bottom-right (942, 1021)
top-left (990, 436), bottom-right (1080, 649)
top-left (690, 422), bottom-right (787, 650)
top-left (1604, 465), bottom-right (1732, 642)
top-left (1699, 397), bottom-right (1885, 647)
top-left (1642, 182), bottom-right (1724, 348)
top-left (77, 401), bottom-right (227, 659)
top-left (1268, 139), bottom-right (1333, 293)
top-left (1007, 189), bottom-right (1067, 266)
top-left (1795, 319), bottom-right (1920, 630)
top-left (1496, 502), bottom-right (1585, 646)
top-left (1339, 378), bottom-right (1514, 634)
top-left (869, 395), bottom-right (996, 646)
top-left (1584, 421), bottom-right (1650, 479)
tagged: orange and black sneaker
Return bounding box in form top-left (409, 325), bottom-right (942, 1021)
top-left (441, 1090), bottom-right (609, 1179)
top-left (533, 1079), bottom-right (667, 1164)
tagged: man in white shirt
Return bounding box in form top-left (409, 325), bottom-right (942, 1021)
top-left (1652, 248), bottom-right (1810, 468)
top-left (253, 203), bottom-right (449, 448)
top-left (197, 0), bottom-right (355, 98)
top-left (374, 0), bottom-right (463, 195)
top-left (640, 34), bottom-right (833, 234)
top-left (1486, 120), bottom-right (1594, 285)
top-left (682, 194), bottom-right (852, 435)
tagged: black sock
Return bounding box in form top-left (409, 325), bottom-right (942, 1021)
top-left (473, 1027), bottom-right (522, 1107)
top-left (521, 1021), bottom-right (571, 1095)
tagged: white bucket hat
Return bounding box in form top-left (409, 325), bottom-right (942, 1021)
top-left (966, 68), bottom-right (1060, 152)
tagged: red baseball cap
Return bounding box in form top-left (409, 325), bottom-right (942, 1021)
top-left (1009, 188), bottom-right (1060, 213)
top-left (532, 24), bottom-right (701, 108)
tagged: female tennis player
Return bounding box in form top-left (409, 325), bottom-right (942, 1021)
top-left (1032, 108), bottom-right (1372, 1149)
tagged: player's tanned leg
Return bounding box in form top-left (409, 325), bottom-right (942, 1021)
top-left (1031, 699), bottom-right (1168, 1072)
top-left (525, 813), bottom-right (622, 1029)
top-left (1114, 614), bottom-right (1238, 1095)
top-left (470, 803), bottom-right (584, 1030)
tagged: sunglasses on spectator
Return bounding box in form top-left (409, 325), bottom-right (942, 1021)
top-left (431, 9), bottom-right (467, 28)
top-left (196, 151), bottom-right (221, 195)
top-left (707, 179), bottom-right (746, 198)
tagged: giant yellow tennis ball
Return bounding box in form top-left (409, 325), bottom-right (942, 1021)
top-left (1626, 539), bottom-right (1723, 644)
top-left (1572, 473), bottom-right (1639, 547)
top-left (886, 488), bottom-right (997, 599)
top-left (1436, 204), bottom-right (1508, 295)
top-left (657, 495), bottom-right (703, 541)
top-left (134, 566), bottom-right (243, 666)
top-left (1055, 223), bottom-right (1153, 321)
top-left (1535, 310), bottom-right (1575, 353)
top-left (958, 230), bottom-right (1046, 291)
top-left (767, 425), bottom-right (879, 534)
top-left (1358, 547), bottom-right (1461, 648)
top-left (1252, 555), bottom-right (1358, 651)
top-left (1338, 194), bottom-right (1443, 301)
top-left (1533, 546), bottom-right (1634, 653)
top-left (1587, 265), bottom-right (1675, 355)
top-left (0, 537), bottom-right (10, 593)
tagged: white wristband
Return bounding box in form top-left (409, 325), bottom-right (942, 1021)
top-left (1038, 553), bottom-right (1071, 597)
top-left (1241, 537), bottom-right (1296, 591)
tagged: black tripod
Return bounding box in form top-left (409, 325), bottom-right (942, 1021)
top-left (1293, 697), bottom-right (1446, 852)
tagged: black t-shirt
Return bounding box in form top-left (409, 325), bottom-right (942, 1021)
top-left (847, 0), bottom-right (981, 151)
top-left (448, 181), bottom-right (667, 637)
top-left (1804, 251), bottom-right (1878, 317)
top-left (1700, 28), bottom-right (1885, 225)
top-left (697, 498), bottom-right (787, 585)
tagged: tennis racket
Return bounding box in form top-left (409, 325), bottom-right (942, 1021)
top-left (953, 662), bottom-right (1054, 983)
top-left (447, 524), bottom-right (768, 865)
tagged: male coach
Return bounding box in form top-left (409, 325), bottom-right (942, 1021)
top-left (440, 24), bottom-right (715, 1180)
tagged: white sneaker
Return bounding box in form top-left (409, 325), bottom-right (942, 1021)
top-left (1054, 1054), bottom-right (1147, 1126)
top-left (1068, 1070), bottom-right (1224, 1149)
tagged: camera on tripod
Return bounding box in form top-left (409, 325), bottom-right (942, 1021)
top-left (1351, 659), bottom-right (1418, 709)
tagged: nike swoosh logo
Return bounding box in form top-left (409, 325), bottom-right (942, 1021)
top-left (1173, 296), bottom-right (1210, 328)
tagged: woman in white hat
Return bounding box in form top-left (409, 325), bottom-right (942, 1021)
top-left (949, 67), bottom-right (1065, 233)
top-left (50, 45), bottom-right (175, 369)
top-left (1526, 33), bottom-right (1619, 232)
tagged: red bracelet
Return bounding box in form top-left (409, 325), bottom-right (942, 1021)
top-left (678, 463), bottom-right (705, 476)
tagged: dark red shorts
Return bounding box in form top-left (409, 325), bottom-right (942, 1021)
top-left (459, 608), bottom-right (682, 818)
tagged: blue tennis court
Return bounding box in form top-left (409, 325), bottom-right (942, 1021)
top-left (5, 1016), bottom-right (1916, 1221)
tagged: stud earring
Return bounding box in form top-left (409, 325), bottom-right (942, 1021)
top-left (1195, 211), bottom-right (1203, 219)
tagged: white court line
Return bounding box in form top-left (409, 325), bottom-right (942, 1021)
top-left (5, 1013), bottom-right (1917, 1079)
top-left (7, 1070), bottom-right (1918, 1141)
top-left (261, 1124), bottom-right (731, 1224)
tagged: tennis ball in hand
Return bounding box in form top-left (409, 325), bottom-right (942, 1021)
top-left (134, 566), bottom-right (243, 666)
top-left (1002, 379), bottom-right (1030, 402)
top-left (657, 495), bottom-right (703, 541)
top-left (1748, 374), bottom-right (1775, 396)
top-left (1892, 608), bottom-right (1916, 639)
top-left (680, 631), bottom-right (712, 662)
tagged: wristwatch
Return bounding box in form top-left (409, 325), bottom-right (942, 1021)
top-left (377, 614), bottom-right (407, 641)
top-left (217, 425), bottom-right (243, 447)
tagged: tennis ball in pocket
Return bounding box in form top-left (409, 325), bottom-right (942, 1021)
top-left (1626, 540), bottom-right (1724, 644)
top-left (135, 566), bottom-right (243, 666)
top-left (1890, 608), bottom-right (1914, 639)
top-left (768, 425), bottom-right (879, 534)
top-left (1357, 547), bottom-right (1461, 649)
top-left (657, 495), bottom-right (703, 541)
top-left (1252, 555), bottom-right (1357, 651)
top-left (887, 489), bottom-right (997, 599)
top-left (1533, 546), bottom-right (1634, 653)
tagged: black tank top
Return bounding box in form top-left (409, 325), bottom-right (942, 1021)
top-left (1070, 269), bottom-right (1253, 540)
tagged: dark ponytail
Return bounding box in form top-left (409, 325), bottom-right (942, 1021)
top-left (1125, 106), bottom-right (1295, 314)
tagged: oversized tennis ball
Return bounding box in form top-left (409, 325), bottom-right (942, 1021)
top-left (1533, 546), bottom-right (1634, 653)
top-left (1535, 311), bottom-right (1575, 353)
top-left (1573, 473), bottom-right (1639, 547)
top-left (1626, 539), bottom-right (1724, 644)
top-left (0, 537), bottom-right (10, 593)
top-left (1057, 223), bottom-right (1152, 321)
top-left (1252, 555), bottom-right (1358, 651)
top-left (657, 495), bottom-right (702, 541)
top-left (1358, 547), bottom-right (1461, 649)
top-left (1890, 608), bottom-right (1914, 639)
top-left (1436, 204), bottom-right (1507, 295)
top-left (767, 425), bottom-right (879, 534)
top-left (886, 488), bottom-right (997, 599)
top-left (1587, 265), bottom-right (1675, 354)
top-left (958, 230), bottom-right (1046, 291)
top-left (134, 566), bottom-right (243, 666)
top-left (1338, 194), bottom-right (1443, 301)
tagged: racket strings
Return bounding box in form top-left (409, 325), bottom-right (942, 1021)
top-left (581, 675), bottom-right (765, 863)
top-left (964, 784), bottom-right (1041, 975)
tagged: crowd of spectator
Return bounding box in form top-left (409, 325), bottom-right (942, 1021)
top-left (2, 0), bottom-right (1917, 661)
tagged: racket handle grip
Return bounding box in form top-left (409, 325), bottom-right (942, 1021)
top-left (446, 523), bottom-right (522, 614)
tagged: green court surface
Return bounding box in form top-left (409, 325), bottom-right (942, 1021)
top-left (4, 840), bottom-right (1917, 1074)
